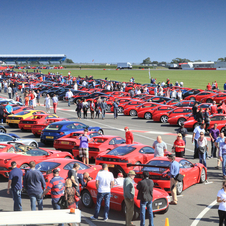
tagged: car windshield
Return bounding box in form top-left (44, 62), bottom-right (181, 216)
top-left (93, 138), bottom-right (107, 143)
top-left (142, 160), bottom-right (170, 172)
top-left (14, 111), bottom-right (30, 115)
top-left (35, 162), bottom-right (60, 172)
top-left (45, 124), bottom-right (63, 130)
top-left (107, 146), bottom-right (136, 156)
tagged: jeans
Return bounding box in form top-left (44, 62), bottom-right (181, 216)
top-left (12, 189), bottom-right (22, 211)
top-left (29, 192), bottom-right (43, 211)
top-left (102, 110), bottom-right (106, 119)
top-left (211, 141), bottom-right (217, 157)
top-left (140, 201), bottom-right (154, 226)
top-left (52, 198), bottom-right (64, 226)
top-left (114, 108), bottom-right (118, 119)
top-left (4, 87), bottom-right (7, 93)
top-left (94, 192), bottom-right (110, 220)
top-left (77, 110), bottom-right (81, 119)
top-left (222, 155), bottom-right (226, 176)
top-left (199, 151), bottom-right (207, 167)
top-left (8, 93), bottom-right (11, 99)
top-left (68, 98), bottom-right (71, 106)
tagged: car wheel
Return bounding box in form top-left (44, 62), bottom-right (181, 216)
top-left (81, 190), bottom-right (94, 208)
top-left (98, 129), bottom-right (104, 135)
top-left (135, 161), bottom-right (141, 165)
top-left (122, 202), bottom-right (140, 220)
top-left (30, 142), bottom-right (38, 148)
top-left (190, 97), bottom-right (195, 101)
top-left (200, 168), bottom-right (206, 183)
top-left (0, 128), bottom-right (6, 133)
top-left (193, 123), bottom-right (199, 130)
top-left (178, 118), bottom-right (186, 126)
top-left (20, 164), bottom-right (29, 169)
top-left (129, 110), bottom-right (137, 116)
top-left (42, 92), bottom-right (47, 97)
top-left (144, 112), bottom-right (152, 120)
top-left (118, 107), bottom-right (123, 113)
top-left (21, 128), bottom-right (25, 132)
top-left (206, 99), bottom-right (213, 103)
top-left (160, 115), bottom-right (168, 123)
top-left (64, 156), bottom-right (72, 159)
top-left (176, 181), bottom-right (183, 195)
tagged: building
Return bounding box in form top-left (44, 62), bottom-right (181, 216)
top-left (0, 54), bottom-right (66, 65)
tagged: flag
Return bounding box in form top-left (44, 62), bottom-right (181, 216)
top-left (92, 59), bottom-right (94, 62)
top-left (148, 68), bottom-right (151, 79)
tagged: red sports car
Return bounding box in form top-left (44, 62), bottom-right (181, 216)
top-left (31, 118), bottom-right (70, 137)
top-left (110, 100), bottom-right (143, 113)
top-left (152, 106), bottom-right (177, 123)
top-left (34, 158), bottom-right (102, 195)
top-left (54, 131), bottom-right (101, 151)
top-left (72, 135), bottom-right (137, 160)
top-left (95, 144), bottom-right (171, 177)
top-left (167, 113), bottom-right (193, 126)
top-left (184, 114), bottom-right (226, 130)
top-left (18, 114), bottom-right (58, 131)
top-left (80, 180), bottom-right (170, 220)
top-left (184, 91), bottom-right (218, 101)
top-left (200, 93), bottom-right (226, 103)
top-left (123, 101), bottom-right (145, 116)
top-left (133, 157), bottom-right (207, 195)
top-left (0, 147), bottom-right (73, 178)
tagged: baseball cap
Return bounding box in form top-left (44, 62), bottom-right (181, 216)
top-left (53, 168), bottom-right (60, 174)
top-left (124, 127), bottom-right (129, 130)
top-left (118, 173), bottom-right (123, 177)
top-left (128, 170), bottom-right (136, 175)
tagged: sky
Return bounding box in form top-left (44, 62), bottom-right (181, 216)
top-left (0, 0), bottom-right (226, 64)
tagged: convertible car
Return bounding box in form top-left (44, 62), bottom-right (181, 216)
top-left (81, 180), bottom-right (170, 220)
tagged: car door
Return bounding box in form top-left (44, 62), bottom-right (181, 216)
top-left (139, 146), bottom-right (155, 163)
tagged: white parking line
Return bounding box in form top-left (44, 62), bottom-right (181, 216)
top-left (190, 200), bottom-right (217, 226)
top-left (81, 214), bottom-right (97, 226)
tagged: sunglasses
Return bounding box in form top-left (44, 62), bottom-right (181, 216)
top-left (200, 134), bottom-right (204, 135)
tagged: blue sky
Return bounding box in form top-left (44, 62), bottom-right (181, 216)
top-left (1, 0), bottom-right (226, 63)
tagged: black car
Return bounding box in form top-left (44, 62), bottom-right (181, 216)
top-left (73, 92), bottom-right (108, 103)
top-left (182, 89), bottom-right (201, 99)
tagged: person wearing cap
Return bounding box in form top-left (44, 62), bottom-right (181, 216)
top-left (42, 169), bottom-right (65, 226)
top-left (90, 164), bottom-right (114, 221)
top-left (167, 154), bottom-right (180, 205)
top-left (153, 136), bottom-right (167, 157)
top-left (124, 127), bottom-right (134, 144)
top-left (173, 133), bottom-right (186, 157)
top-left (7, 161), bottom-right (23, 211)
top-left (136, 171), bottom-right (154, 226)
top-left (114, 173), bottom-right (124, 186)
top-left (192, 123), bottom-right (205, 159)
top-left (123, 170), bottom-right (136, 226)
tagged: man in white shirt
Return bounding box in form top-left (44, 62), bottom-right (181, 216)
top-left (65, 89), bottom-right (73, 107)
top-left (90, 164), bottom-right (114, 221)
top-left (114, 173), bottom-right (124, 186)
top-left (73, 82), bottom-right (78, 90)
top-left (192, 123), bottom-right (205, 159)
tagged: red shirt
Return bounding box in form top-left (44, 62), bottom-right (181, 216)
top-left (211, 105), bottom-right (218, 114)
top-left (126, 131), bottom-right (134, 144)
top-left (207, 85), bottom-right (211, 90)
top-left (174, 139), bottom-right (185, 152)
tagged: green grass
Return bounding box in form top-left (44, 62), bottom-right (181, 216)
top-left (17, 69), bottom-right (226, 90)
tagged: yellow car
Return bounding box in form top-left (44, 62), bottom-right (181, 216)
top-left (6, 110), bottom-right (46, 127)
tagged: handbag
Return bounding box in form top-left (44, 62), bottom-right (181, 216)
top-left (174, 173), bottom-right (184, 182)
top-left (57, 195), bottom-right (68, 209)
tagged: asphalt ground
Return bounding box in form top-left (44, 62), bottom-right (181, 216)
top-left (0, 91), bottom-right (222, 226)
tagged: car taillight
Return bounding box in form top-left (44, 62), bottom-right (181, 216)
top-left (59, 132), bottom-right (64, 135)
top-left (17, 117), bottom-right (22, 120)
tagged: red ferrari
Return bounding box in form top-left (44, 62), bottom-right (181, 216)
top-left (34, 158), bottom-right (102, 195)
top-left (54, 131), bottom-right (101, 151)
top-left (95, 144), bottom-right (171, 177)
top-left (133, 157), bottom-right (207, 195)
top-left (167, 113), bottom-right (193, 126)
top-left (184, 91), bottom-right (218, 101)
top-left (0, 148), bottom-right (73, 178)
top-left (200, 93), bottom-right (226, 104)
top-left (81, 180), bottom-right (170, 220)
top-left (152, 106), bottom-right (177, 123)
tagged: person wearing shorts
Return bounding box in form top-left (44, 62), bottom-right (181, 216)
top-left (78, 129), bottom-right (90, 164)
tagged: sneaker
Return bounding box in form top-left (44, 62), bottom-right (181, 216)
top-left (215, 166), bottom-right (220, 169)
top-left (90, 216), bottom-right (97, 220)
top-left (104, 218), bottom-right (108, 222)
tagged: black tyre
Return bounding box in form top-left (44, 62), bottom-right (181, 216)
top-left (98, 129), bottom-right (104, 135)
top-left (0, 128), bottom-right (6, 133)
top-left (118, 107), bottom-right (123, 113)
top-left (20, 164), bottom-right (29, 169)
top-left (129, 110), bottom-right (137, 116)
top-left (160, 115), bottom-right (168, 123)
top-left (64, 156), bottom-right (72, 159)
top-left (30, 142), bottom-right (38, 148)
top-left (190, 97), bottom-right (195, 101)
top-left (178, 118), bottom-right (186, 126)
top-left (206, 99), bottom-right (213, 103)
top-left (144, 112), bottom-right (152, 120)
top-left (81, 190), bottom-right (94, 208)
top-left (176, 181), bottom-right (183, 195)
top-left (42, 92), bottom-right (47, 97)
top-left (199, 168), bottom-right (206, 183)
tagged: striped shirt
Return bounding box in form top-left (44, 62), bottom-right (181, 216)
top-left (47, 176), bottom-right (65, 199)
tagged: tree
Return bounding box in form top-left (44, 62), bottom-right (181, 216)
top-left (218, 57), bottom-right (226, 62)
top-left (142, 57), bottom-right (151, 64)
top-left (152, 61), bottom-right (159, 64)
top-left (170, 58), bottom-right (191, 63)
top-left (194, 60), bottom-right (202, 62)
top-left (65, 58), bottom-right (74, 63)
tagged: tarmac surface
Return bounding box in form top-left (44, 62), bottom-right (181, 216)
top-left (0, 91), bottom-right (222, 226)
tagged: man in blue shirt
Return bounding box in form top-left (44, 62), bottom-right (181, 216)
top-left (215, 132), bottom-right (225, 169)
top-left (7, 161), bottom-right (23, 211)
top-left (219, 139), bottom-right (226, 179)
top-left (23, 161), bottom-right (46, 211)
top-left (167, 154), bottom-right (180, 205)
top-left (5, 102), bottom-right (13, 115)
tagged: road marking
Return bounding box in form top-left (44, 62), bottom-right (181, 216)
top-left (190, 200), bottom-right (217, 226)
top-left (81, 214), bottom-right (97, 226)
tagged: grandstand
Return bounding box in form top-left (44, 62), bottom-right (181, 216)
top-left (0, 54), bottom-right (66, 64)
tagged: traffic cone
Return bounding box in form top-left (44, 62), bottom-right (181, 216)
top-left (165, 218), bottom-right (169, 226)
